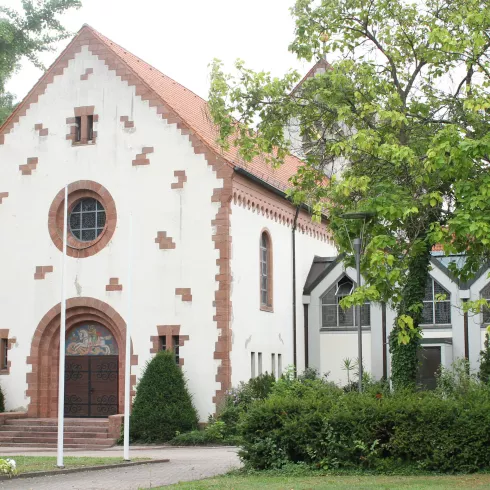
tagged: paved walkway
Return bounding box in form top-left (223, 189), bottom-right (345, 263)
top-left (0, 447), bottom-right (241, 489)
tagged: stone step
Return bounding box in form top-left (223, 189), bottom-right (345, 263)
top-left (0, 443), bottom-right (113, 449)
top-left (0, 436), bottom-right (116, 446)
top-left (0, 430), bottom-right (111, 439)
top-left (5, 418), bottom-right (109, 427)
top-left (0, 424), bottom-right (108, 433)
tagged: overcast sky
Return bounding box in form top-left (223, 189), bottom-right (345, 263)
top-left (4, 0), bottom-right (314, 102)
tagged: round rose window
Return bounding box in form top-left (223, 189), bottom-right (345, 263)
top-left (48, 181), bottom-right (117, 259)
top-left (69, 198), bottom-right (106, 242)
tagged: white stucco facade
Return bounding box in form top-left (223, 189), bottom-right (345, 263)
top-left (0, 46), bottom-right (224, 419)
top-left (305, 256), bottom-right (490, 387)
top-left (0, 36), bottom-right (334, 421)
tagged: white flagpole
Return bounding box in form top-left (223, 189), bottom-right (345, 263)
top-left (123, 212), bottom-right (133, 461)
top-left (57, 185), bottom-right (68, 468)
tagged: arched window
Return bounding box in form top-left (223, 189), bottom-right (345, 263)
top-left (481, 283), bottom-right (490, 324)
top-left (321, 276), bottom-right (370, 329)
top-left (260, 231), bottom-right (273, 310)
top-left (421, 277), bottom-right (451, 325)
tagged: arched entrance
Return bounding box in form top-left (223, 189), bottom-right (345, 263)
top-left (65, 324), bottom-right (119, 417)
top-left (26, 298), bottom-right (136, 418)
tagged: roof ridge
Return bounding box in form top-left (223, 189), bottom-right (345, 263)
top-left (87, 25), bottom-right (207, 105)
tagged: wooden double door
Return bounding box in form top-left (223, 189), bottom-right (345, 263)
top-left (64, 355), bottom-right (118, 417)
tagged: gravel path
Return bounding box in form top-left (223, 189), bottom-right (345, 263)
top-left (0, 447), bottom-right (241, 489)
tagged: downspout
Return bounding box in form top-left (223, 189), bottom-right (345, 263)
top-left (304, 304), bottom-right (309, 369)
top-left (463, 298), bottom-right (469, 362)
top-left (292, 206), bottom-right (300, 372)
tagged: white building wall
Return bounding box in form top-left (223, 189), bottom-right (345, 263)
top-left (308, 260), bottom-right (488, 385)
top-left (0, 46), bottom-right (221, 420)
top-left (229, 200), bottom-right (334, 387)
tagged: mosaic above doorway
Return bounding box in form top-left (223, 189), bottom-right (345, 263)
top-left (66, 324), bottom-right (118, 356)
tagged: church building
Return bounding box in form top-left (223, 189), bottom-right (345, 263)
top-left (0, 25), bottom-right (333, 422)
top-left (1, 26), bottom-right (488, 429)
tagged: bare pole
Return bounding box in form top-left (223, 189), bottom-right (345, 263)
top-left (353, 237), bottom-right (363, 392)
top-left (57, 185), bottom-right (68, 468)
top-left (123, 212), bottom-right (133, 461)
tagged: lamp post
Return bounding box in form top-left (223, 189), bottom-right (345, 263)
top-left (340, 212), bottom-right (375, 393)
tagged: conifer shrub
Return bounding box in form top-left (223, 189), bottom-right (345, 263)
top-left (130, 350), bottom-right (198, 443)
top-left (0, 384), bottom-right (4, 413)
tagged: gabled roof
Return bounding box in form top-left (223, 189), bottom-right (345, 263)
top-left (0, 25), bottom-right (304, 193)
top-left (291, 58), bottom-right (332, 96)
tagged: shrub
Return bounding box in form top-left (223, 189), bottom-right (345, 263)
top-left (0, 459), bottom-right (16, 478)
top-left (479, 332), bottom-right (490, 384)
top-left (130, 350), bottom-right (198, 443)
top-left (218, 373), bottom-right (276, 435)
top-left (239, 383), bottom-right (490, 472)
top-left (169, 421), bottom-right (242, 446)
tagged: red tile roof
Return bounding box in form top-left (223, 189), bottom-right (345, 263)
top-left (2, 24), bottom-right (305, 192)
top-left (88, 27), bottom-right (308, 191)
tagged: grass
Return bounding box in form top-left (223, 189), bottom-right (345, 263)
top-left (163, 473), bottom-right (490, 489)
top-left (0, 455), bottom-right (147, 475)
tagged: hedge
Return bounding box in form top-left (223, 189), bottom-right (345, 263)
top-left (239, 383), bottom-right (490, 473)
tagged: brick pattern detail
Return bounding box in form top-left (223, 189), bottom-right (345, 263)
top-left (233, 174), bottom-right (332, 243)
top-left (106, 278), bottom-right (123, 291)
top-left (19, 157), bottom-right (38, 175)
top-left (80, 67), bottom-right (94, 80)
top-left (171, 170), bottom-right (187, 189)
top-left (0, 26), bottom-right (235, 411)
top-left (120, 116), bottom-right (135, 129)
top-left (0, 192), bottom-right (8, 204)
top-left (66, 106), bottom-right (98, 145)
top-left (0, 329), bottom-right (14, 375)
top-left (155, 231), bottom-right (175, 250)
top-left (175, 288), bottom-right (192, 302)
top-left (26, 297), bottom-right (138, 418)
top-left (150, 325), bottom-right (189, 366)
top-left (48, 180), bottom-right (117, 259)
top-left (132, 146), bottom-right (154, 166)
top-left (34, 266), bottom-right (54, 280)
top-left (34, 123), bottom-right (49, 136)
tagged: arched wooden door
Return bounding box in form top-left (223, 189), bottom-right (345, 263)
top-left (64, 324), bottom-right (119, 418)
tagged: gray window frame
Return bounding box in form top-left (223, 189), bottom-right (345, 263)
top-left (320, 275), bottom-right (370, 330)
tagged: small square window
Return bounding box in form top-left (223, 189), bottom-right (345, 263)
top-left (75, 116), bottom-right (82, 142)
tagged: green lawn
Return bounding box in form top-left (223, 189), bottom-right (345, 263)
top-left (163, 473), bottom-right (490, 489)
top-left (0, 455), bottom-right (147, 474)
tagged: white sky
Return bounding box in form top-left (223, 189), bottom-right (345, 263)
top-left (4, 0), bottom-right (313, 103)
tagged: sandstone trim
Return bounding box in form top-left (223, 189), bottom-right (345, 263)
top-left (150, 325), bottom-right (189, 366)
top-left (80, 67), bottom-right (94, 80)
top-left (175, 288), bottom-right (192, 302)
top-left (26, 298), bottom-right (138, 417)
top-left (171, 170), bottom-right (187, 189)
top-left (34, 266), bottom-right (54, 280)
top-left (106, 278), bottom-right (123, 291)
top-left (48, 180), bottom-right (117, 259)
top-left (19, 157), bottom-right (38, 176)
top-left (155, 231), bottom-right (175, 250)
top-left (1, 25), bottom-right (235, 412)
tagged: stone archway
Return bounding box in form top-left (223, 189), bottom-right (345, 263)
top-left (26, 298), bottom-right (137, 418)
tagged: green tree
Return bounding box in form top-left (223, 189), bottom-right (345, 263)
top-left (0, 0), bottom-right (81, 125)
top-left (209, 0), bottom-right (490, 389)
top-left (130, 350), bottom-right (199, 443)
